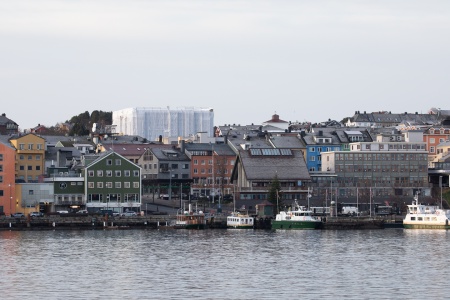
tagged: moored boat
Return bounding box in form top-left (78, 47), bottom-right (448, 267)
top-left (175, 204), bottom-right (207, 230)
top-left (272, 200), bottom-right (322, 230)
top-left (227, 212), bottom-right (254, 229)
top-left (403, 199), bottom-right (450, 229)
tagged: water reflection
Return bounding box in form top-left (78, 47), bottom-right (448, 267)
top-left (0, 229), bottom-right (448, 299)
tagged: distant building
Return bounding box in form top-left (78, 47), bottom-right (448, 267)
top-left (0, 113), bottom-right (19, 135)
top-left (112, 107), bottom-right (214, 142)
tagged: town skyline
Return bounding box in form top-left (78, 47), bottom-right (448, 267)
top-left (2, 1), bottom-right (449, 131)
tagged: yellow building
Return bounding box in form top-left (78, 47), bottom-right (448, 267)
top-left (9, 133), bottom-right (45, 183)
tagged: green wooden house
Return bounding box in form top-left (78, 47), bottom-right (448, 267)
top-left (84, 151), bottom-right (142, 213)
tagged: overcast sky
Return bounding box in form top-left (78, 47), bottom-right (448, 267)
top-left (1, 0), bottom-right (450, 130)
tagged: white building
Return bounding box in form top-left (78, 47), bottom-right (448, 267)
top-left (113, 107), bottom-right (214, 142)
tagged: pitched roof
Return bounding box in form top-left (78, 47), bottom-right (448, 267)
top-left (237, 149), bottom-right (310, 181)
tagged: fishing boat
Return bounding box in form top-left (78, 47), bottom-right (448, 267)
top-left (175, 204), bottom-right (207, 229)
top-left (271, 200), bottom-right (322, 230)
top-left (227, 212), bottom-right (254, 229)
top-left (403, 199), bottom-right (450, 229)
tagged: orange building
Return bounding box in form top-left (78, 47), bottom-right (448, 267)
top-left (0, 140), bottom-right (16, 216)
top-left (423, 127), bottom-right (450, 157)
top-left (9, 133), bottom-right (45, 183)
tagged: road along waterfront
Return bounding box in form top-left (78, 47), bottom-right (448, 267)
top-left (0, 229), bottom-right (448, 299)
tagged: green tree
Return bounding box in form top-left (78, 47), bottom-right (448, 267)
top-left (268, 174), bottom-right (282, 214)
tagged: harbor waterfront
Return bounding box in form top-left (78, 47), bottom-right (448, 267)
top-left (1, 229), bottom-right (449, 299)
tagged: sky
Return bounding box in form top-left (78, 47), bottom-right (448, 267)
top-left (1, 0), bottom-right (450, 130)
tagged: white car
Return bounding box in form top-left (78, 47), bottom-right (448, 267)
top-left (121, 211), bottom-right (137, 217)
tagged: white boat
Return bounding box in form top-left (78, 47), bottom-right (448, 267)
top-left (271, 200), bottom-right (322, 230)
top-left (403, 199), bottom-right (450, 229)
top-left (227, 212), bottom-right (254, 229)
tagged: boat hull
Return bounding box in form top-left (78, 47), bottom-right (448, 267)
top-left (227, 225), bottom-right (254, 229)
top-left (175, 224), bottom-right (206, 230)
top-left (271, 220), bottom-right (322, 230)
top-left (403, 223), bottom-right (450, 229)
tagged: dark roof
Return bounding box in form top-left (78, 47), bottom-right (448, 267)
top-left (237, 149), bottom-right (310, 181)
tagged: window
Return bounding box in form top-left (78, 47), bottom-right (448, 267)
top-left (133, 170), bottom-right (139, 177)
top-left (88, 170), bottom-right (94, 177)
top-left (430, 138), bottom-right (435, 143)
top-left (28, 155), bottom-right (32, 160)
top-left (36, 166), bottom-right (40, 171)
top-left (430, 146), bottom-right (435, 153)
top-left (27, 165), bottom-right (32, 171)
top-left (310, 156), bottom-right (315, 161)
top-left (106, 182), bottom-right (112, 188)
top-left (133, 182), bottom-right (140, 188)
top-left (29, 190), bottom-right (34, 195)
top-left (36, 155), bottom-right (41, 160)
top-left (310, 147), bottom-right (315, 152)
top-left (194, 169), bottom-right (198, 174)
top-left (88, 182), bottom-right (94, 188)
top-left (0, 165), bottom-right (2, 172)
top-left (115, 182), bottom-right (121, 188)
top-left (106, 159), bottom-right (112, 165)
top-left (19, 155), bottom-right (24, 160)
top-left (182, 164), bottom-right (189, 169)
top-left (115, 170), bottom-right (121, 177)
top-left (115, 159), bottom-right (121, 165)
top-left (201, 160), bottom-right (205, 165)
top-left (194, 159), bottom-right (198, 165)
top-left (97, 182), bottom-right (103, 188)
top-left (19, 144), bottom-right (25, 150)
top-left (124, 170), bottom-right (131, 177)
top-left (37, 144), bottom-right (42, 150)
top-left (28, 144), bottom-right (33, 150)
top-left (0, 176), bottom-right (2, 183)
top-left (0, 154), bottom-right (2, 161)
top-left (106, 170), bottom-right (112, 177)
top-left (97, 170), bottom-right (103, 177)
top-left (124, 182), bottom-right (130, 188)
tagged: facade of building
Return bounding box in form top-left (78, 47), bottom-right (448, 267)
top-left (231, 148), bottom-right (311, 206)
top-left (0, 113), bottom-right (19, 135)
top-left (140, 145), bottom-right (191, 201)
top-left (301, 131), bottom-right (341, 172)
top-left (0, 140), bottom-right (16, 216)
top-left (84, 151), bottom-right (142, 213)
top-left (9, 134), bottom-right (46, 183)
top-left (320, 141), bottom-right (429, 203)
top-left (112, 107), bottom-right (214, 142)
top-left (183, 142), bottom-right (236, 198)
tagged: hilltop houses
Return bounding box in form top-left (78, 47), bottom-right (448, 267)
top-left (2, 108), bottom-right (450, 216)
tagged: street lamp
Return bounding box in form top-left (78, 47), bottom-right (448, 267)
top-left (169, 169), bottom-right (172, 203)
top-left (440, 176), bottom-right (443, 209)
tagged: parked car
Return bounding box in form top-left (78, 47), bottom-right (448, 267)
top-left (121, 211), bottom-right (137, 217)
top-left (76, 210), bottom-right (89, 214)
top-left (11, 212), bottom-right (25, 218)
top-left (57, 210), bottom-right (69, 214)
top-left (30, 212), bottom-right (44, 217)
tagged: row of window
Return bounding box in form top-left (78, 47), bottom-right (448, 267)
top-left (335, 165), bottom-right (428, 173)
top-left (19, 165), bottom-right (41, 171)
top-left (19, 155), bottom-right (41, 160)
top-left (193, 159), bottom-right (235, 165)
top-left (18, 143), bottom-right (43, 150)
top-left (87, 193), bottom-right (139, 202)
top-left (87, 170), bottom-right (139, 177)
top-left (309, 147), bottom-right (338, 153)
top-left (193, 168), bottom-right (230, 174)
top-left (87, 182), bottom-right (140, 189)
top-left (334, 153), bottom-right (428, 161)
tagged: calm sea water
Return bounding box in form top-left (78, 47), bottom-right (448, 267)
top-left (0, 228), bottom-right (448, 300)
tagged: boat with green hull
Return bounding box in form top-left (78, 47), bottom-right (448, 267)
top-left (272, 200), bottom-right (322, 230)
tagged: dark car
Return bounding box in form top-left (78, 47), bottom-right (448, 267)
top-left (30, 212), bottom-right (44, 217)
top-left (11, 212), bottom-right (25, 218)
